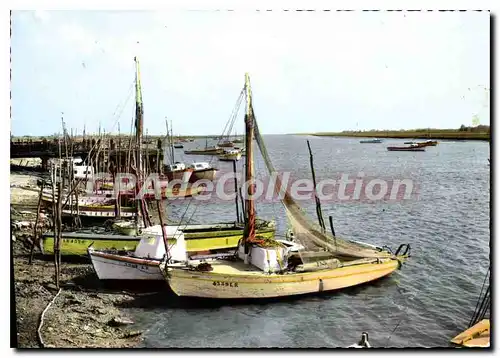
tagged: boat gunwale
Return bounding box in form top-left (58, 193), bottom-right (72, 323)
top-left (88, 249), bottom-right (162, 266)
top-left (166, 257), bottom-right (402, 284)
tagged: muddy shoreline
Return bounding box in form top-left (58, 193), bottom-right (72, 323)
top-left (11, 171), bottom-right (147, 348)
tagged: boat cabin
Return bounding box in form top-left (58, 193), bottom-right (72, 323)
top-left (164, 162), bottom-right (186, 172)
top-left (188, 162), bottom-right (212, 170)
top-left (73, 160), bottom-right (93, 179)
top-left (136, 225), bottom-right (187, 262)
top-left (223, 149), bottom-right (240, 154)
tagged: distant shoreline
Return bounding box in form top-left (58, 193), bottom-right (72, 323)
top-left (297, 130), bottom-right (490, 141)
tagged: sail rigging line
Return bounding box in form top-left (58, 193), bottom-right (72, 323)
top-left (217, 88), bottom-right (245, 145)
top-left (225, 90), bottom-right (244, 141)
top-left (468, 267), bottom-right (491, 327)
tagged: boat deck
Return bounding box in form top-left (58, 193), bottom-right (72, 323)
top-left (172, 259), bottom-right (266, 276)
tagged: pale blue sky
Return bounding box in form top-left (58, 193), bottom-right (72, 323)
top-left (10, 10), bottom-right (490, 136)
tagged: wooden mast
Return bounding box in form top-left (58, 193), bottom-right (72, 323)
top-left (134, 56), bottom-right (148, 228)
top-left (243, 73), bottom-right (255, 263)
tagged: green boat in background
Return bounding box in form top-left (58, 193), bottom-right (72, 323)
top-left (40, 220), bottom-right (276, 256)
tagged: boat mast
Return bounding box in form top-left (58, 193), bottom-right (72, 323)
top-left (134, 56), bottom-right (148, 228)
top-left (243, 73), bottom-right (256, 260)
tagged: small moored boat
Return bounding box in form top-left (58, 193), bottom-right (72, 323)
top-left (387, 144), bottom-right (425, 152)
top-left (360, 138), bottom-right (382, 144)
top-left (218, 149), bottom-right (242, 161)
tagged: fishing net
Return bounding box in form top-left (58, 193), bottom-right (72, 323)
top-left (252, 108), bottom-right (394, 263)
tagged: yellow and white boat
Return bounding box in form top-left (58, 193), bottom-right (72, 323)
top-left (218, 149), bottom-right (242, 161)
top-left (165, 253), bottom-right (405, 299)
top-left (161, 73), bottom-right (410, 300)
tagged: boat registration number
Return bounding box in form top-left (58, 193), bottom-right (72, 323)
top-left (63, 239), bottom-right (87, 244)
top-left (124, 262), bottom-right (149, 270)
top-left (213, 281), bottom-right (238, 288)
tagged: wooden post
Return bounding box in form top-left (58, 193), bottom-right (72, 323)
top-left (239, 187), bottom-right (246, 223)
top-left (232, 159), bottom-right (240, 223)
top-left (29, 180), bottom-right (45, 264)
top-left (328, 216), bottom-right (337, 251)
top-left (306, 140), bottom-right (326, 232)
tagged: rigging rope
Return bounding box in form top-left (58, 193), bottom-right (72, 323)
top-left (468, 267), bottom-right (490, 327)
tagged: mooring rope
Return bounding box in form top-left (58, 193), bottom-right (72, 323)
top-left (37, 288), bottom-right (62, 348)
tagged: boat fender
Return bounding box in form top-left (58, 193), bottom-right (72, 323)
top-left (318, 279), bottom-right (324, 292)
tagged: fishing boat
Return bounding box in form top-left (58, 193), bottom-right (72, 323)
top-left (87, 225), bottom-right (186, 281)
top-left (218, 149), bottom-right (242, 161)
top-left (184, 146), bottom-right (224, 155)
top-left (41, 183), bottom-right (203, 220)
top-left (41, 191), bottom-right (138, 219)
top-left (360, 138), bottom-right (382, 144)
top-left (173, 143), bottom-right (184, 149)
top-left (387, 144), bottom-right (425, 152)
top-left (162, 73), bottom-right (410, 300)
top-left (189, 162), bottom-right (218, 181)
top-left (218, 140), bottom-right (235, 148)
top-left (88, 226), bottom-right (296, 281)
top-left (163, 162), bottom-right (218, 182)
top-left (41, 219), bottom-right (276, 256)
top-left (416, 140), bottom-right (438, 147)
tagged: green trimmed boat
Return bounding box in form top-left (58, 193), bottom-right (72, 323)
top-left (40, 220), bottom-right (276, 256)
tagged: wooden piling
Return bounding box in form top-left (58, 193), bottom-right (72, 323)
top-left (29, 180), bottom-right (45, 264)
top-left (306, 140), bottom-right (326, 232)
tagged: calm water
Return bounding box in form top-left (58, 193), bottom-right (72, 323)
top-left (124, 135), bottom-right (490, 348)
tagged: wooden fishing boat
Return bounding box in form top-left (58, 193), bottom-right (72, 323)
top-left (218, 141), bottom-right (235, 148)
top-left (190, 162), bottom-right (218, 181)
top-left (163, 162), bottom-right (218, 182)
top-left (88, 227), bottom-right (295, 281)
top-left (387, 145), bottom-right (425, 152)
top-left (41, 192), bottom-right (137, 219)
top-left (218, 149), bottom-right (242, 161)
top-left (41, 220), bottom-right (276, 256)
top-left (41, 184), bottom-right (203, 220)
top-left (360, 138), bottom-right (382, 144)
top-left (162, 73), bottom-right (410, 300)
top-left (184, 146), bottom-right (224, 155)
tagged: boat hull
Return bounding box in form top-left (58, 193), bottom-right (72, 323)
top-left (88, 249), bottom-right (163, 280)
top-left (184, 148), bottom-right (224, 155)
top-left (165, 258), bottom-right (401, 299)
top-left (387, 147), bottom-right (425, 152)
top-left (218, 153), bottom-right (242, 161)
top-left (191, 168), bottom-right (218, 181)
top-left (41, 225), bottom-right (276, 256)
